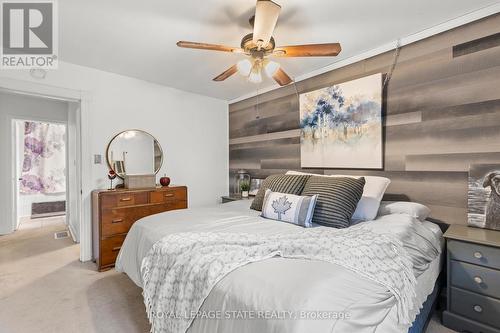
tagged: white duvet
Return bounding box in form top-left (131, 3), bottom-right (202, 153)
top-left (116, 200), bottom-right (443, 333)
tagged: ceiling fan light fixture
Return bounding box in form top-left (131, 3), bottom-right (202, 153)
top-left (264, 60), bottom-right (280, 77)
top-left (248, 69), bottom-right (262, 83)
top-left (237, 59), bottom-right (252, 76)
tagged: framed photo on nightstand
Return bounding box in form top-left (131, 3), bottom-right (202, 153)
top-left (468, 164), bottom-right (500, 231)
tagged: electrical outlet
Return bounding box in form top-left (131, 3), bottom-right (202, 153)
top-left (94, 154), bottom-right (102, 164)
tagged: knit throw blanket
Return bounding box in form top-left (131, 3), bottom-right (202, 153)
top-left (141, 226), bottom-right (417, 333)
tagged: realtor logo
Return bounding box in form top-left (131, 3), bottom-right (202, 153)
top-left (1, 0), bottom-right (58, 69)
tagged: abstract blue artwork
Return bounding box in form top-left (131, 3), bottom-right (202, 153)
top-left (299, 73), bottom-right (383, 169)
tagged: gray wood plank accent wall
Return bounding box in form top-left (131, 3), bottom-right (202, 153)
top-left (229, 14), bottom-right (500, 225)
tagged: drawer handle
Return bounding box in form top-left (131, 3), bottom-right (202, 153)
top-left (474, 276), bottom-right (483, 284)
top-left (473, 251), bottom-right (483, 259)
top-left (112, 219), bottom-right (123, 224)
top-left (473, 305), bottom-right (483, 313)
top-left (120, 197), bottom-right (132, 202)
top-left (165, 193), bottom-right (175, 198)
top-left (112, 246), bottom-right (122, 252)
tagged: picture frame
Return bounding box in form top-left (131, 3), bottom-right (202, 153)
top-left (468, 164), bottom-right (500, 231)
top-left (299, 73), bottom-right (383, 169)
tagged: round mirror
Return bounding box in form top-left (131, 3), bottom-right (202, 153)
top-left (106, 130), bottom-right (163, 178)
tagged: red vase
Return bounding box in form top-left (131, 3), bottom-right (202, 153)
top-left (160, 176), bottom-right (171, 187)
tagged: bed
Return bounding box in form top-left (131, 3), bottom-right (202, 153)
top-left (116, 199), bottom-right (444, 333)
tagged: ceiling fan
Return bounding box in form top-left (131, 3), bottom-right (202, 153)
top-left (176, 0), bottom-right (342, 86)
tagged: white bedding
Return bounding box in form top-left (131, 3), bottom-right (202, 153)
top-left (116, 200), bottom-right (443, 333)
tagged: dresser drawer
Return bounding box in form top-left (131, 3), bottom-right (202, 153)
top-left (150, 188), bottom-right (187, 204)
top-left (449, 239), bottom-right (500, 270)
top-left (101, 191), bottom-right (148, 208)
top-left (451, 287), bottom-right (500, 328)
top-left (443, 311), bottom-right (500, 333)
top-left (101, 208), bottom-right (135, 237)
top-left (92, 186), bottom-right (188, 271)
top-left (100, 235), bottom-right (126, 267)
top-left (451, 260), bottom-right (500, 299)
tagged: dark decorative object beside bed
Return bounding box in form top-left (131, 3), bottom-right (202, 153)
top-left (468, 164), bottom-right (500, 231)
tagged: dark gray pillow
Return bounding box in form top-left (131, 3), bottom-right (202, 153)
top-left (250, 174), bottom-right (311, 211)
top-left (301, 176), bottom-right (365, 228)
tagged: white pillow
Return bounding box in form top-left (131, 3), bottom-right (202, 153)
top-left (377, 201), bottom-right (431, 221)
top-left (261, 189), bottom-right (318, 228)
top-left (286, 171), bottom-right (390, 222)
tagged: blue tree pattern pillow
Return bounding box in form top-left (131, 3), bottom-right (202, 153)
top-left (261, 189), bottom-right (318, 227)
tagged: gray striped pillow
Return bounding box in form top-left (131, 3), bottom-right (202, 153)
top-left (301, 176), bottom-right (365, 228)
top-left (250, 174), bottom-right (311, 211)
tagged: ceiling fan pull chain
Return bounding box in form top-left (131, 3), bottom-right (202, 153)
top-left (383, 38), bottom-right (402, 89)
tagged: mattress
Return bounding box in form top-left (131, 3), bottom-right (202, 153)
top-left (116, 200), bottom-right (443, 333)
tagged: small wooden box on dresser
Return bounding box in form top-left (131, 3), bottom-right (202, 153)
top-left (443, 225), bottom-right (500, 333)
top-left (92, 186), bottom-right (187, 271)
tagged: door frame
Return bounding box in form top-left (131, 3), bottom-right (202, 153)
top-left (0, 77), bottom-right (92, 262)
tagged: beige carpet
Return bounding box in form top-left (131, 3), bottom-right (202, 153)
top-left (0, 219), bottom-right (456, 333)
top-left (0, 218), bottom-right (149, 333)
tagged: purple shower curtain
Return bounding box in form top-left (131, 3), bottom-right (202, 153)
top-left (20, 121), bottom-right (66, 194)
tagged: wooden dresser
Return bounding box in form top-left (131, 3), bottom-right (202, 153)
top-left (92, 186), bottom-right (187, 271)
top-left (443, 225), bottom-right (500, 333)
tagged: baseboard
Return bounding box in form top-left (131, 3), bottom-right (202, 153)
top-left (31, 211), bottom-right (66, 219)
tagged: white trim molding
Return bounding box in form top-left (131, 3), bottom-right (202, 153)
top-left (79, 91), bottom-right (93, 262)
top-left (229, 3), bottom-right (500, 104)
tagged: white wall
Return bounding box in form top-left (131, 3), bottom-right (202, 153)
top-left (0, 61), bottom-right (229, 239)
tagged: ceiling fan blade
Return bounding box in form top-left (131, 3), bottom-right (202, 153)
top-left (273, 43), bottom-right (342, 57)
top-left (253, 0), bottom-right (281, 48)
top-left (177, 41), bottom-right (243, 53)
top-left (213, 65), bottom-right (238, 81)
top-left (272, 68), bottom-right (292, 86)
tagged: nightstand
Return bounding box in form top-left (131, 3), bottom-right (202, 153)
top-left (221, 195), bottom-right (252, 203)
top-left (443, 224), bottom-right (500, 333)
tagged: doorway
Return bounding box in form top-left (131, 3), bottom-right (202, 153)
top-left (14, 119), bottom-right (69, 236)
top-left (0, 90), bottom-right (82, 244)
top-left (0, 78), bottom-right (91, 262)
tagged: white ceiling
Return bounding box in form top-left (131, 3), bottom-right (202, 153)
top-left (59, 0), bottom-right (500, 101)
